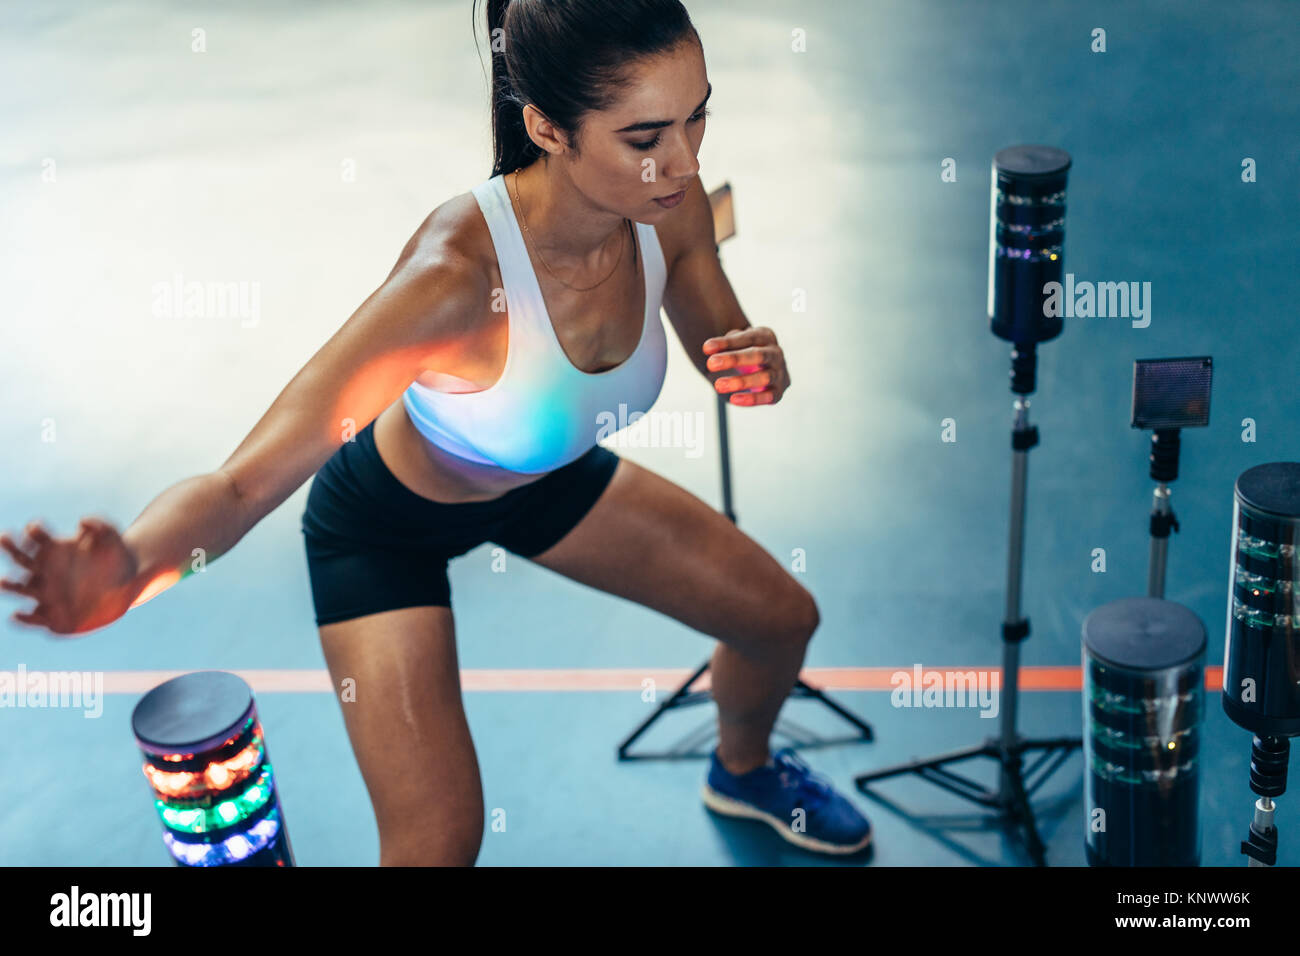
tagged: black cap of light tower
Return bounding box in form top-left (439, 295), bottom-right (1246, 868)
top-left (132, 670), bottom-right (255, 756)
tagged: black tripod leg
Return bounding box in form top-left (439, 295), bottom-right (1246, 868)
top-left (1020, 737), bottom-right (1083, 796)
top-left (616, 662), bottom-right (711, 760)
top-left (1002, 753), bottom-right (1048, 866)
top-left (792, 679), bottom-right (874, 741)
top-left (855, 740), bottom-right (1000, 805)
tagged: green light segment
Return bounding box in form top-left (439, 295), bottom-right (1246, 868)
top-left (1087, 684), bottom-right (1195, 715)
top-left (1233, 595), bottom-right (1297, 630)
top-left (156, 765), bottom-right (275, 834)
top-left (1237, 531), bottom-right (1298, 562)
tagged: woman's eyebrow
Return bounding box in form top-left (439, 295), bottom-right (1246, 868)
top-left (614, 83), bottom-right (711, 133)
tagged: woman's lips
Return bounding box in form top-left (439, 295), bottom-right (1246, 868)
top-left (654, 189), bottom-right (686, 208)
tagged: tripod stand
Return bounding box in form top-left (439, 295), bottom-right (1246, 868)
top-left (615, 181), bottom-right (875, 760)
top-left (853, 343), bottom-right (1081, 865)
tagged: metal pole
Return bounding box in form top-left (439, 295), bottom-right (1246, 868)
top-left (1000, 396), bottom-right (1031, 798)
top-left (1148, 483), bottom-right (1171, 598)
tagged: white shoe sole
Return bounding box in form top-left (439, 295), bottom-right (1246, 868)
top-left (701, 783), bottom-right (873, 856)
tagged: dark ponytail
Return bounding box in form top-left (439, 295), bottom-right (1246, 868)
top-left (473, 0), bottom-right (698, 180)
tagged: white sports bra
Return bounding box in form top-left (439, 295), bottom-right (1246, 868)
top-left (401, 173), bottom-right (669, 474)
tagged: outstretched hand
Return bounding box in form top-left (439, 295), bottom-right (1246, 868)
top-left (702, 327), bottom-right (789, 406)
top-left (0, 517), bottom-right (138, 636)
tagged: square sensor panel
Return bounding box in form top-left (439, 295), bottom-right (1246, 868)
top-left (1131, 357), bottom-right (1212, 429)
top-left (708, 182), bottom-right (735, 246)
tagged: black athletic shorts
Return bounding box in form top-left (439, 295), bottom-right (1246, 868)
top-left (300, 419), bottom-right (620, 626)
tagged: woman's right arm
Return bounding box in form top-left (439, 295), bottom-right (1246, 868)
top-left (1, 225), bottom-right (487, 635)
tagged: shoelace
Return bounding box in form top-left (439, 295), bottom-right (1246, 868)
top-left (772, 748), bottom-right (835, 813)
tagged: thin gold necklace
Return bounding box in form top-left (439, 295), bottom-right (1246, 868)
top-left (510, 169), bottom-right (626, 292)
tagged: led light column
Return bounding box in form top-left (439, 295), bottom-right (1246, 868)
top-left (131, 670), bottom-right (295, 866)
top-left (1082, 597), bottom-right (1205, 866)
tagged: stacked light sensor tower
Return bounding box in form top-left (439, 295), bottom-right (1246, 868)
top-left (1221, 462), bottom-right (1300, 866)
top-left (132, 670), bottom-right (295, 866)
top-left (1082, 597), bottom-right (1205, 866)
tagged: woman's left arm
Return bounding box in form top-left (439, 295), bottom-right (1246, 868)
top-left (658, 176), bottom-right (790, 407)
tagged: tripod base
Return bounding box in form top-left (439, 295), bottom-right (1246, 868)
top-left (854, 734), bottom-right (1081, 866)
top-left (616, 661), bottom-right (874, 761)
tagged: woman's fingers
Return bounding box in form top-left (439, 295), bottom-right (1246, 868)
top-left (715, 368), bottom-right (773, 394)
top-left (0, 533), bottom-right (35, 571)
top-left (705, 344), bottom-right (771, 372)
top-left (0, 519), bottom-right (117, 637)
top-left (701, 327), bottom-right (747, 356)
top-left (79, 517), bottom-right (113, 539)
top-left (0, 577), bottom-right (40, 598)
top-left (11, 607), bottom-right (50, 628)
top-left (25, 521), bottom-right (54, 547)
top-left (726, 388), bottom-right (775, 406)
top-left (702, 326), bottom-right (775, 358)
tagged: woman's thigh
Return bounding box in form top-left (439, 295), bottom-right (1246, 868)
top-left (318, 605), bottom-right (484, 866)
top-left (522, 457), bottom-right (819, 658)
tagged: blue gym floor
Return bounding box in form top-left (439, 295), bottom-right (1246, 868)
top-left (2, 0), bottom-right (1297, 866)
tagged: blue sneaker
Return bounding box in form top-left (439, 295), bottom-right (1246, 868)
top-left (702, 747), bottom-right (873, 855)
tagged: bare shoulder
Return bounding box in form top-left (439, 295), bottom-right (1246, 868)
top-left (647, 174), bottom-right (716, 274)
top-left (382, 190), bottom-right (496, 340)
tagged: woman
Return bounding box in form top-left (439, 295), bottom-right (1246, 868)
top-left (1, 0), bottom-right (871, 864)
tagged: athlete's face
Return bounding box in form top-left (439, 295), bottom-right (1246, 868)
top-left (565, 37), bottom-right (709, 221)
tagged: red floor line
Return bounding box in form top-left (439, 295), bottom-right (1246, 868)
top-left (0, 666), bottom-right (1226, 694)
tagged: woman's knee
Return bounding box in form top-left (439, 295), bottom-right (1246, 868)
top-left (790, 584), bottom-right (821, 646)
top-left (801, 587), bottom-right (821, 643)
top-left (747, 581), bottom-right (820, 657)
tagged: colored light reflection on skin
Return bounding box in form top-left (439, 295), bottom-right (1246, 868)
top-left (162, 808), bottom-right (282, 866)
top-left (156, 765), bottom-right (275, 834)
top-left (129, 559), bottom-right (204, 609)
top-left (715, 363), bottom-right (767, 396)
top-left (142, 732), bottom-right (264, 799)
top-left (329, 343), bottom-right (448, 447)
top-left (129, 569), bottom-right (181, 608)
